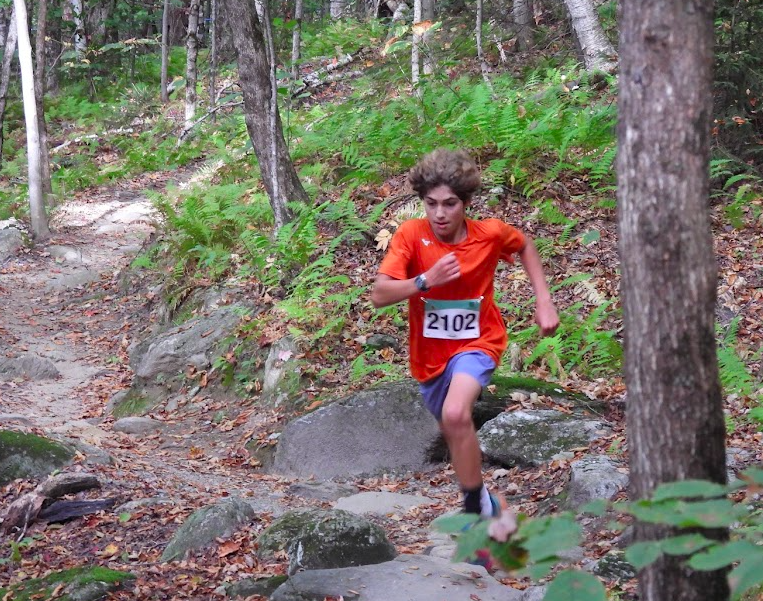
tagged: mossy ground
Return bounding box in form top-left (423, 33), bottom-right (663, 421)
top-left (0, 565), bottom-right (135, 600)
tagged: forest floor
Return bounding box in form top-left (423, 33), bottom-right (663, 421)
top-left (1, 123), bottom-right (763, 600)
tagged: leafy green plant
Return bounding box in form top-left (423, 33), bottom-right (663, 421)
top-left (439, 468), bottom-right (763, 601)
top-left (717, 317), bottom-right (759, 401)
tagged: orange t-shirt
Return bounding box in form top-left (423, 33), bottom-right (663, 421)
top-left (378, 218), bottom-right (526, 382)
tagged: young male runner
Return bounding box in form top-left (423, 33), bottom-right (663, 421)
top-left (371, 148), bottom-right (559, 522)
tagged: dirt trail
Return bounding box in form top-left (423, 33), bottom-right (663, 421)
top-left (0, 174), bottom-right (278, 500)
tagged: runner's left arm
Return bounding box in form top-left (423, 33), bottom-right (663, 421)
top-left (518, 238), bottom-right (559, 337)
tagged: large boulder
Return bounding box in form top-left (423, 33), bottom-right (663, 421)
top-left (261, 336), bottom-right (303, 407)
top-left (0, 354), bottom-right (60, 380)
top-left (273, 381), bottom-right (440, 479)
top-left (0, 430), bottom-right (75, 484)
top-left (0, 566), bottom-right (134, 601)
top-left (478, 410), bottom-right (611, 467)
top-left (0, 226), bottom-right (23, 261)
top-left (270, 554), bottom-right (527, 601)
top-left (129, 307), bottom-right (242, 384)
top-left (162, 498), bottom-right (256, 561)
top-left (257, 508), bottom-right (397, 574)
top-left (564, 455), bottom-right (628, 510)
top-left (474, 375), bottom-right (606, 427)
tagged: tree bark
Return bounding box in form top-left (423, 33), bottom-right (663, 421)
top-left (617, 0), bottom-right (728, 600)
top-left (562, 0), bottom-right (616, 72)
top-left (411, 0), bottom-right (421, 96)
top-left (208, 0), bottom-right (217, 117)
top-left (14, 0), bottom-right (50, 240)
top-left (330, 0), bottom-right (345, 18)
top-left (290, 0), bottom-right (303, 82)
top-left (34, 0), bottom-right (53, 197)
top-left (184, 0), bottom-right (200, 130)
top-left (0, 6), bottom-right (18, 167)
top-left (513, 0), bottom-right (533, 51)
top-left (221, 0), bottom-right (309, 229)
top-left (421, 0), bottom-right (433, 75)
top-left (69, 0), bottom-right (87, 59)
top-left (160, 0), bottom-right (170, 103)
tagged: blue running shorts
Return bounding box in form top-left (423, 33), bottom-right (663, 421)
top-left (419, 351), bottom-right (496, 421)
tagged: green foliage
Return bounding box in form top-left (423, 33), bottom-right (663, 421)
top-left (300, 18), bottom-right (386, 60)
top-left (717, 317), bottom-right (759, 401)
top-left (293, 70), bottom-right (616, 194)
top-left (440, 470), bottom-right (763, 601)
top-left (503, 275), bottom-right (622, 378)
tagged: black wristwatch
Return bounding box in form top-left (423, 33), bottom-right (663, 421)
top-left (414, 274), bottom-right (430, 292)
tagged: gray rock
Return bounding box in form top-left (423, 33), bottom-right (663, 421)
top-left (257, 508), bottom-right (396, 574)
top-left (262, 336), bottom-right (302, 407)
top-left (520, 586), bottom-right (548, 601)
top-left (226, 575), bottom-right (288, 598)
top-left (161, 497), bottom-right (256, 561)
top-left (0, 354), bottom-right (60, 380)
top-left (565, 455), bottom-right (628, 509)
top-left (273, 381), bottom-right (439, 479)
top-left (270, 554), bottom-right (525, 601)
top-left (591, 550), bottom-right (636, 582)
top-left (66, 581), bottom-right (113, 601)
top-left (365, 334), bottom-right (400, 351)
top-left (129, 307), bottom-right (241, 382)
top-left (46, 270), bottom-right (101, 291)
top-left (0, 227), bottom-right (23, 260)
top-left (48, 245), bottom-right (85, 263)
top-left (478, 410), bottom-right (610, 467)
top-left (288, 480), bottom-right (359, 502)
top-left (0, 430), bottom-right (75, 485)
top-left (117, 497), bottom-right (174, 513)
top-left (113, 417), bottom-right (165, 435)
top-left (1, 567), bottom-right (134, 600)
top-left (335, 492), bottom-right (435, 516)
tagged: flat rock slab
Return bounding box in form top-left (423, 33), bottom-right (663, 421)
top-left (288, 480), bottom-right (359, 502)
top-left (270, 554), bottom-right (526, 601)
top-left (335, 492), bottom-right (436, 516)
top-left (113, 417), bottom-right (165, 435)
top-left (0, 354), bottom-right (60, 380)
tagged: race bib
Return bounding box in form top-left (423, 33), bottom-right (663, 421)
top-left (423, 298), bottom-right (481, 340)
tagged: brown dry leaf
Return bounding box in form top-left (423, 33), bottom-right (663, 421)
top-left (100, 543), bottom-right (120, 557)
top-left (189, 446), bottom-right (205, 459)
top-left (382, 36), bottom-right (399, 56)
top-left (304, 399), bottom-right (323, 412)
top-left (217, 539), bottom-right (242, 558)
top-left (412, 20), bottom-right (435, 35)
top-left (375, 229), bottom-right (393, 251)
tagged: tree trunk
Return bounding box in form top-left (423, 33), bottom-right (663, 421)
top-left (221, 0), bottom-right (309, 229)
top-left (617, 0), bottom-right (728, 600)
top-left (44, 0), bottom-right (59, 94)
top-left (290, 0), bottom-right (303, 82)
top-left (69, 0), bottom-right (87, 59)
top-left (411, 0), bottom-right (421, 96)
top-left (475, 0), bottom-right (493, 94)
top-left (34, 0), bottom-right (52, 197)
top-left (514, 0), bottom-right (533, 51)
top-left (14, 0), bottom-right (50, 240)
top-left (330, 0), bottom-right (345, 18)
top-left (562, 0), bottom-right (616, 72)
top-left (421, 0), bottom-right (433, 74)
top-left (0, 6), bottom-right (18, 167)
top-left (184, 0), bottom-right (200, 130)
top-left (209, 0), bottom-right (217, 116)
top-left (160, 0), bottom-right (170, 103)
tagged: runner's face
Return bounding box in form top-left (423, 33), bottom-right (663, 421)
top-left (423, 185), bottom-right (467, 243)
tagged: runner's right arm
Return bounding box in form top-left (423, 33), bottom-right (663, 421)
top-left (371, 253), bottom-right (461, 308)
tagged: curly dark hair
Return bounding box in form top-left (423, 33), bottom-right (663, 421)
top-left (408, 148), bottom-right (481, 202)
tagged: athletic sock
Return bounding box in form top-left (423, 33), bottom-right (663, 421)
top-left (462, 484), bottom-right (483, 514)
top-left (479, 485), bottom-right (494, 518)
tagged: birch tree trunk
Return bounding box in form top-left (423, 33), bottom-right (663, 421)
top-left (617, 0), bottom-right (728, 599)
top-left (475, 0), bottom-right (493, 94)
top-left (421, 0), bottom-right (434, 75)
top-left (290, 0), bottom-right (303, 82)
top-left (160, 0), bottom-right (170, 103)
top-left (208, 0), bottom-right (217, 117)
top-left (513, 0), bottom-right (533, 51)
top-left (562, 0), bottom-right (616, 72)
top-left (0, 6), bottom-right (18, 167)
top-left (221, 0), bottom-right (309, 229)
top-left (34, 0), bottom-right (52, 197)
top-left (184, 0), bottom-right (200, 130)
top-left (330, 0), bottom-right (345, 18)
top-left (14, 0), bottom-right (50, 240)
top-left (69, 0), bottom-right (87, 59)
top-left (411, 0), bottom-right (421, 97)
